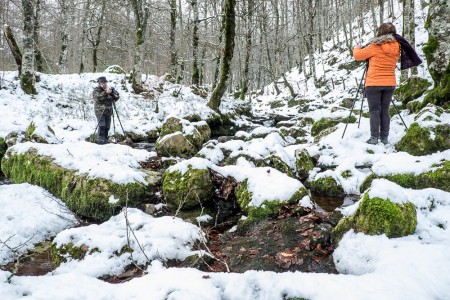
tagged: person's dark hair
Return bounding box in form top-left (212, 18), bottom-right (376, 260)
top-left (377, 23), bottom-right (396, 37)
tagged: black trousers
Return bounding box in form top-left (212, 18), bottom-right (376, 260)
top-left (365, 86), bottom-right (395, 138)
top-left (96, 112), bottom-right (111, 138)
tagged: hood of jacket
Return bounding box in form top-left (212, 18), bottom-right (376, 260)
top-left (369, 34), bottom-right (397, 54)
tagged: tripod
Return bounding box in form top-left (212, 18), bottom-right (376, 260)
top-left (341, 63), bottom-right (408, 139)
top-left (90, 102), bottom-right (125, 143)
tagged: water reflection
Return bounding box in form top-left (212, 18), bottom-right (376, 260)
top-left (311, 194), bottom-right (359, 212)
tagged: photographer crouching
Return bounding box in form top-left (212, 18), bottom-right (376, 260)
top-left (93, 76), bottom-right (120, 144)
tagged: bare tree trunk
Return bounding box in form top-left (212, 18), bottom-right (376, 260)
top-left (378, 0), bottom-right (384, 25)
top-left (58, 0), bottom-right (69, 74)
top-left (3, 25), bottom-right (22, 75)
top-left (21, 0), bottom-right (36, 94)
top-left (168, 0), bottom-right (177, 78)
top-left (401, 0), bottom-right (416, 81)
top-left (79, 0), bottom-right (91, 74)
top-left (131, 0), bottom-right (150, 93)
top-left (34, 0), bottom-right (44, 72)
top-left (208, 0), bottom-right (236, 111)
top-left (191, 0), bottom-right (200, 85)
top-left (240, 0), bottom-right (253, 100)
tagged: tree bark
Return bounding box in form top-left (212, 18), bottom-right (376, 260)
top-left (131, 0), bottom-right (150, 93)
top-left (169, 0), bottom-right (177, 78)
top-left (3, 25), bottom-right (22, 75)
top-left (20, 0), bottom-right (36, 94)
top-left (79, 0), bottom-right (91, 74)
top-left (240, 0), bottom-right (253, 100)
top-left (208, 0), bottom-right (236, 112)
top-left (191, 0), bottom-right (200, 85)
top-left (34, 0), bottom-right (45, 72)
top-left (58, 0), bottom-right (69, 74)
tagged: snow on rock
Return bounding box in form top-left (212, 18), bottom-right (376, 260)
top-left (8, 141), bottom-right (153, 184)
top-left (52, 208), bottom-right (205, 277)
top-left (0, 184), bottom-right (78, 264)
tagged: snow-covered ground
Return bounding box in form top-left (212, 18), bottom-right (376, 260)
top-left (1, 0), bottom-right (450, 299)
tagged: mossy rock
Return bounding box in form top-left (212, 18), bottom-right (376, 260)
top-left (287, 98), bottom-right (313, 108)
top-left (299, 117), bottom-right (315, 127)
top-left (270, 100), bottom-right (285, 109)
top-left (236, 179), bottom-right (308, 221)
top-left (162, 167), bottom-right (214, 210)
top-left (1, 148), bottom-right (160, 221)
top-left (225, 153), bottom-right (264, 167)
top-left (395, 122), bottom-right (450, 156)
top-left (308, 176), bottom-right (344, 197)
top-left (414, 104), bottom-right (444, 121)
top-left (311, 118), bottom-right (340, 137)
top-left (359, 161), bottom-right (450, 193)
top-left (340, 98), bottom-right (355, 109)
top-left (314, 126), bottom-right (338, 143)
top-left (394, 77), bottom-right (432, 105)
top-left (160, 117), bottom-right (183, 137)
top-left (156, 132), bottom-right (199, 158)
top-left (192, 121), bottom-right (211, 144)
top-left (279, 127), bottom-right (308, 141)
top-left (332, 193), bottom-right (417, 242)
top-left (104, 65), bottom-right (126, 74)
top-left (263, 154), bottom-right (294, 178)
top-left (311, 117), bottom-right (355, 137)
top-left (295, 149), bottom-right (314, 181)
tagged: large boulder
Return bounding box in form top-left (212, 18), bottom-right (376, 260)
top-left (395, 122), bottom-right (450, 156)
top-left (332, 192), bottom-right (417, 241)
top-left (162, 165), bottom-right (214, 210)
top-left (1, 148), bottom-right (161, 221)
top-left (156, 117), bottom-right (210, 158)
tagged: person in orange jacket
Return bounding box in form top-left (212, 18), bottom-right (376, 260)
top-left (353, 23), bottom-right (400, 145)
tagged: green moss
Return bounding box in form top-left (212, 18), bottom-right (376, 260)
top-left (422, 63), bottom-right (450, 109)
top-left (1, 149), bottom-right (156, 221)
top-left (51, 243), bottom-right (88, 267)
top-left (341, 170), bottom-right (352, 179)
top-left (295, 149), bottom-right (314, 181)
top-left (299, 117), bottom-right (314, 126)
top-left (309, 176), bottom-right (344, 197)
top-left (394, 77), bottom-right (432, 105)
top-left (288, 98), bottom-right (312, 108)
top-left (20, 73), bottom-right (37, 95)
top-left (162, 167), bottom-right (214, 210)
top-left (236, 179), bottom-right (307, 221)
top-left (360, 162), bottom-right (450, 193)
top-left (423, 36), bottom-right (438, 77)
top-left (264, 155), bottom-right (294, 178)
top-left (395, 123), bottom-right (450, 155)
top-left (333, 193), bottom-right (417, 242)
top-left (270, 100), bottom-right (285, 109)
top-left (225, 154), bottom-right (263, 167)
top-left (314, 126), bottom-right (338, 143)
top-left (311, 118), bottom-right (340, 136)
top-left (279, 127), bottom-right (308, 141)
top-left (160, 117), bottom-right (183, 137)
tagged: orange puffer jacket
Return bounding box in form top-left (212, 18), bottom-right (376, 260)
top-left (353, 34), bottom-right (400, 87)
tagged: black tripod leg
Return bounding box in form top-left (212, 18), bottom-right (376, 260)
top-left (112, 102), bottom-right (126, 137)
top-left (391, 99), bottom-right (408, 130)
top-left (342, 65), bottom-right (368, 139)
top-left (358, 93), bottom-right (364, 129)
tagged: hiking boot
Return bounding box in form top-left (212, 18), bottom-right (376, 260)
top-left (380, 137), bottom-right (389, 145)
top-left (366, 136), bottom-right (378, 145)
top-left (97, 137), bottom-right (107, 145)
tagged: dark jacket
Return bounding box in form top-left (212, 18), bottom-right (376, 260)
top-left (393, 33), bottom-right (422, 70)
top-left (93, 86), bottom-right (119, 117)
